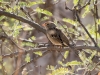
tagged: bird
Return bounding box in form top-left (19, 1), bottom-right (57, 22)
top-left (42, 21), bottom-right (79, 58)
top-left (42, 21), bottom-right (71, 47)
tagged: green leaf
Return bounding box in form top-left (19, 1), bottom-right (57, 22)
top-left (34, 51), bottom-right (42, 56)
top-left (64, 51), bottom-right (69, 59)
top-left (18, 2), bottom-right (27, 6)
top-left (35, 7), bottom-right (52, 16)
top-left (41, 16), bottom-right (49, 21)
top-left (73, 0), bottom-right (79, 6)
top-left (96, 19), bottom-right (100, 25)
top-left (23, 26), bottom-right (33, 31)
top-left (25, 54), bottom-right (30, 63)
top-left (82, 5), bottom-right (90, 18)
top-left (22, 42), bottom-right (35, 47)
top-left (6, 8), bottom-right (13, 13)
top-left (63, 18), bottom-right (77, 25)
top-left (3, 22), bottom-right (9, 26)
top-left (11, 25), bottom-right (23, 37)
top-left (52, 67), bottom-right (69, 75)
top-left (88, 51), bottom-right (97, 62)
top-left (79, 51), bottom-right (86, 62)
top-left (13, 5), bottom-right (20, 11)
top-left (58, 61), bottom-right (64, 66)
top-left (16, 25), bottom-right (23, 30)
top-left (66, 61), bottom-right (82, 66)
top-left (31, 36), bottom-right (36, 40)
top-left (0, 62), bottom-right (6, 69)
top-left (46, 65), bottom-right (55, 70)
top-left (0, 16), bottom-right (5, 21)
top-left (28, 0), bottom-right (45, 6)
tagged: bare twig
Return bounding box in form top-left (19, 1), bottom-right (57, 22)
top-left (91, 61), bottom-right (100, 71)
top-left (65, 0), bottom-right (98, 47)
top-left (0, 41), bottom-right (7, 75)
top-left (75, 10), bottom-right (98, 47)
top-left (12, 50), bottom-right (49, 75)
top-left (93, 0), bottom-right (99, 43)
top-left (79, 0), bottom-right (91, 10)
top-left (2, 45), bottom-right (100, 59)
top-left (0, 25), bottom-right (24, 50)
top-left (13, 40), bottom-right (24, 75)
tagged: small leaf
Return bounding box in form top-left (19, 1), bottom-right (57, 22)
top-left (79, 51), bottom-right (86, 62)
top-left (73, 0), bottom-right (79, 6)
top-left (52, 67), bottom-right (69, 75)
top-left (46, 65), bottom-right (55, 70)
top-left (35, 7), bottom-right (52, 16)
top-left (96, 19), bottom-right (100, 25)
top-left (58, 61), bottom-right (64, 66)
top-left (25, 54), bottom-right (30, 63)
top-left (88, 51), bottom-right (97, 62)
top-left (0, 16), bottom-right (5, 21)
top-left (19, 2), bottom-right (27, 6)
top-left (34, 51), bottom-right (42, 56)
top-left (22, 42), bottom-right (35, 47)
top-left (63, 18), bottom-right (77, 25)
top-left (41, 16), bottom-right (49, 21)
top-left (16, 25), bottom-right (23, 30)
top-left (31, 36), bottom-right (36, 40)
top-left (66, 61), bottom-right (82, 66)
top-left (28, 0), bottom-right (45, 6)
top-left (64, 51), bottom-right (69, 59)
top-left (82, 5), bottom-right (90, 18)
top-left (23, 27), bottom-right (33, 31)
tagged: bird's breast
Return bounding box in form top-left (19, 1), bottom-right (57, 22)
top-left (46, 30), bottom-right (62, 45)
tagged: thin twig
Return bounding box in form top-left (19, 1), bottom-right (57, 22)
top-left (0, 41), bottom-right (7, 75)
top-left (74, 8), bottom-right (98, 47)
top-left (79, 0), bottom-right (91, 10)
top-left (12, 50), bottom-right (49, 75)
top-left (64, 0), bottom-right (98, 47)
top-left (2, 46), bottom-right (100, 59)
top-left (0, 25), bottom-right (24, 50)
top-left (93, 0), bottom-right (99, 44)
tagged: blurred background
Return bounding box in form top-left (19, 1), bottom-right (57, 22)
top-left (0, 0), bottom-right (100, 75)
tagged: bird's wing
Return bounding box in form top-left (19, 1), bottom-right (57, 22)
top-left (58, 29), bottom-right (70, 46)
top-left (46, 28), bottom-right (64, 45)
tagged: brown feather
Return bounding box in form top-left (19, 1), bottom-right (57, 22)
top-left (43, 21), bottom-right (70, 46)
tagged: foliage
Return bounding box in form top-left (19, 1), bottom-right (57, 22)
top-left (0, 0), bottom-right (100, 75)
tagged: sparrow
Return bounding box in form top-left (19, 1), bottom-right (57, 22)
top-left (42, 21), bottom-right (71, 47)
top-left (42, 21), bottom-right (79, 58)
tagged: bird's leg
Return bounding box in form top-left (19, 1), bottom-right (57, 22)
top-left (54, 45), bottom-right (68, 61)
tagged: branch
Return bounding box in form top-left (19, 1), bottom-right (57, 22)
top-left (2, 45), bottom-right (100, 58)
top-left (65, 0), bottom-right (98, 47)
top-left (79, 0), bottom-right (91, 10)
top-left (75, 11), bottom-right (98, 47)
top-left (12, 51), bottom-right (49, 75)
top-left (0, 10), bottom-right (46, 34)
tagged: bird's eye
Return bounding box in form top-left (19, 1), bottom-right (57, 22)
top-left (47, 23), bottom-right (49, 25)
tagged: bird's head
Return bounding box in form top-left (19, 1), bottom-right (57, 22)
top-left (42, 21), bottom-right (56, 30)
